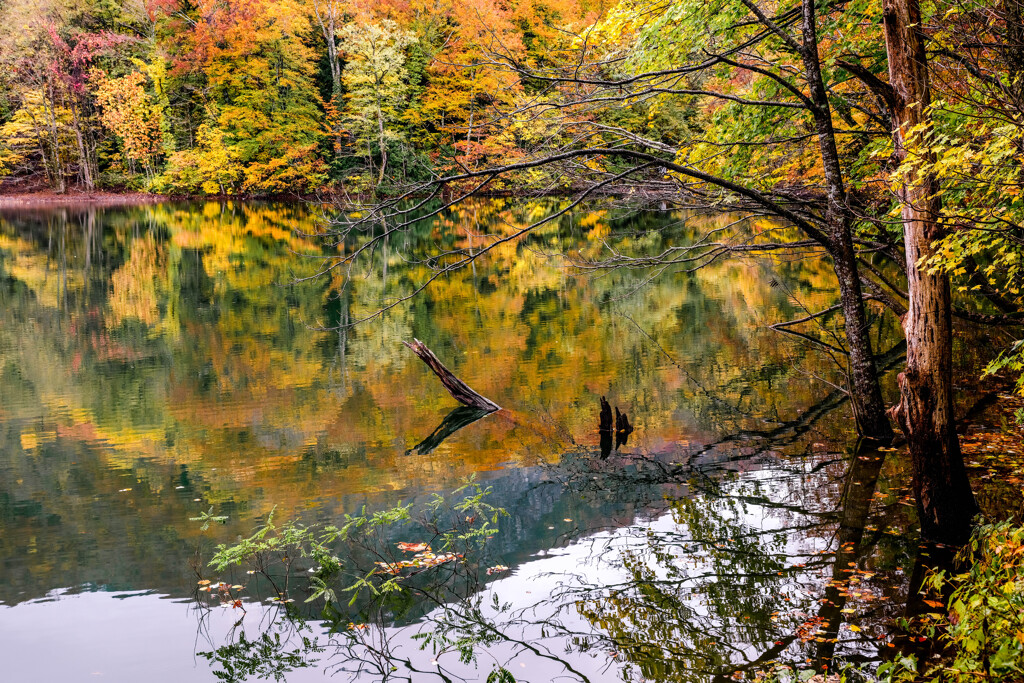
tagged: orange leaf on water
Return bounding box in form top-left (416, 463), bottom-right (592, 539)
top-left (397, 542), bottom-right (429, 553)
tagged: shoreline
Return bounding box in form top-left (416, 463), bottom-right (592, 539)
top-left (0, 190), bottom-right (171, 208)
top-left (0, 184), bottom-right (689, 209)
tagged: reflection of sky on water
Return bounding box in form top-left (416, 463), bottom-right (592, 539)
top-left (0, 467), bottom-right (825, 682)
top-left (0, 437), bottom-right (915, 682)
top-left (4, 448), bottom-right (888, 683)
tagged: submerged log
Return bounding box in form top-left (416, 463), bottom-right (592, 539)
top-left (403, 339), bottom-right (500, 412)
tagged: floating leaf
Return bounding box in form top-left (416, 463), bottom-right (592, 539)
top-left (397, 542), bottom-right (429, 553)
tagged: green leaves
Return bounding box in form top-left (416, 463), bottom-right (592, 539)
top-left (190, 505), bottom-right (229, 531)
top-left (890, 522), bottom-right (1024, 682)
top-left (200, 476), bottom-right (506, 629)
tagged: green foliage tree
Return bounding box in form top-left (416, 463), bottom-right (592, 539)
top-left (338, 19), bottom-right (417, 186)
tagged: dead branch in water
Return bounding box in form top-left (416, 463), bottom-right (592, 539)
top-left (403, 339), bottom-right (500, 412)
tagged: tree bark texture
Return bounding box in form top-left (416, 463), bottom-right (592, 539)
top-left (882, 0), bottom-right (979, 544)
top-left (801, 0), bottom-right (894, 441)
top-left (404, 339), bottom-right (500, 412)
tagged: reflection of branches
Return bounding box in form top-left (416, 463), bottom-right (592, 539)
top-left (186, 332), bottom-right (910, 682)
top-left (198, 623), bottom-right (325, 682)
top-left (407, 406), bottom-right (494, 455)
top-left (618, 310), bottom-right (761, 421)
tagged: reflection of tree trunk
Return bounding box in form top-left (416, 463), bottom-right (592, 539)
top-left (814, 444), bottom-right (887, 668)
top-left (60, 220), bottom-right (68, 315)
top-left (330, 288), bottom-right (350, 399)
top-left (883, 0), bottom-right (978, 545)
top-left (894, 541), bottom-right (959, 664)
top-left (406, 406), bottom-right (492, 455)
top-left (84, 209), bottom-right (95, 272)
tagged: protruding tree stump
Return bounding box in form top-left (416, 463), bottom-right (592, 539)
top-left (403, 339), bottom-right (500, 412)
top-left (599, 397), bottom-right (613, 433)
top-left (614, 407), bottom-right (633, 437)
top-left (597, 396), bottom-right (634, 457)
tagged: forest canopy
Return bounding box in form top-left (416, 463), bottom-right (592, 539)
top-left (0, 0), bottom-right (600, 194)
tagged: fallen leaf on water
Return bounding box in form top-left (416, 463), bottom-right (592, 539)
top-left (397, 542), bottom-right (429, 553)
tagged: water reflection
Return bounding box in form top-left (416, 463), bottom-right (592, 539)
top-left (407, 406), bottom-right (495, 455)
top-left (0, 200), bottom-right (907, 680)
top-left (185, 437), bottom-right (921, 683)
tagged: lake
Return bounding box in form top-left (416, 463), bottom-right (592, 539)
top-left (0, 199), bottom-right (917, 682)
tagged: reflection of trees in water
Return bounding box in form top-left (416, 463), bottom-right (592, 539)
top-left (190, 389), bottom-right (921, 683)
top-left (0, 200), bottom-right (867, 607)
top-left (1, 201), bottom-right (933, 682)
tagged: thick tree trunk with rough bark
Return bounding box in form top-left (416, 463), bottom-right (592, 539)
top-left (882, 0), bottom-right (979, 545)
top-left (801, 0), bottom-right (894, 442)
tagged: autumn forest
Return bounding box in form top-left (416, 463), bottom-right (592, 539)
top-left (0, 0), bottom-right (614, 194)
top-left (2, 0), bottom-right (1024, 681)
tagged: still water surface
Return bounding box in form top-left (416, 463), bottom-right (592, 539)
top-left (0, 201), bottom-right (914, 682)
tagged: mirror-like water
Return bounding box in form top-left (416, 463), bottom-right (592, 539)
top-left (0, 200), bottom-right (915, 682)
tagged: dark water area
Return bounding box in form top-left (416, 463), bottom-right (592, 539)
top-left (0, 200), bottom-right (926, 682)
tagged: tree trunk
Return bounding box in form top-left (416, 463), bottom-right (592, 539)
top-left (882, 0), bottom-right (979, 545)
top-left (46, 83), bottom-right (66, 194)
top-left (377, 97), bottom-right (388, 185)
top-left (313, 0), bottom-right (344, 155)
top-left (70, 98), bottom-right (95, 191)
top-left (801, 0), bottom-right (894, 442)
top-left (403, 339), bottom-right (500, 412)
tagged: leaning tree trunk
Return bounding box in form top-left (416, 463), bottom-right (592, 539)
top-left (801, 0), bottom-right (894, 442)
top-left (403, 339), bottom-right (500, 412)
top-left (883, 0), bottom-right (979, 545)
